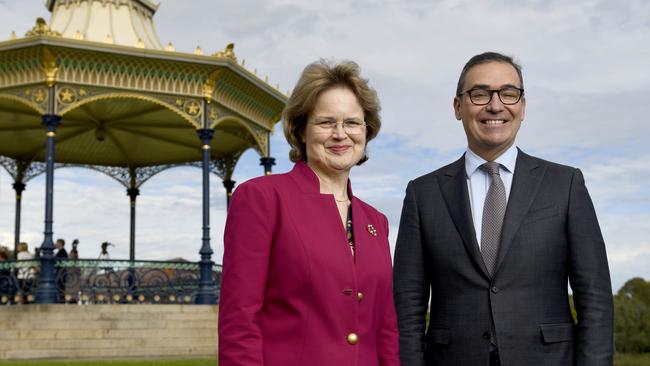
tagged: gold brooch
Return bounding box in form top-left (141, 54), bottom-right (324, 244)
top-left (367, 224), bottom-right (377, 236)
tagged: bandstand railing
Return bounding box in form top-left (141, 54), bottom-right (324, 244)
top-left (0, 259), bottom-right (222, 305)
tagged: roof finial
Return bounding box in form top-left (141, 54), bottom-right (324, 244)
top-left (25, 17), bottom-right (61, 37)
top-left (212, 43), bottom-right (237, 61)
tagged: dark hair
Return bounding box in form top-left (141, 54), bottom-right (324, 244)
top-left (283, 59), bottom-right (381, 164)
top-left (456, 52), bottom-right (524, 96)
top-left (56, 238), bottom-right (65, 246)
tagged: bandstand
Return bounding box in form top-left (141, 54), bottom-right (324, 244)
top-left (0, 0), bottom-right (287, 307)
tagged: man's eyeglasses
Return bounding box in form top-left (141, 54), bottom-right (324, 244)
top-left (460, 87), bottom-right (524, 105)
top-left (310, 120), bottom-right (367, 135)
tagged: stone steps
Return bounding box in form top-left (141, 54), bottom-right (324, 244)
top-left (0, 304), bottom-right (218, 360)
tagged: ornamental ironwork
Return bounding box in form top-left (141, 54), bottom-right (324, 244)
top-left (0, 259), bottom-right (222, 305)
top-left (0, 157), bottom-right (47, 183)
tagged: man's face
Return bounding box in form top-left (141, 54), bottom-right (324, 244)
top-left (453, 61), bottom-right (525, 161)
top-left (55, 240), bottom-right (63, 249)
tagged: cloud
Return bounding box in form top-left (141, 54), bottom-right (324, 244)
top-left (0, 0), bottom-right (648, 291)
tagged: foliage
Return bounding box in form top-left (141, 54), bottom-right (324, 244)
top-left (614, 353), bottom-right (650, 366)
top-left (614, 277), bottom-right (650, 353)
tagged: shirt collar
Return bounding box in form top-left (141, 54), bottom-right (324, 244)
top-left (465, 144), bottom-right (518, 178)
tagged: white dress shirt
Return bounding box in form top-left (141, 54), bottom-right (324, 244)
top-left (465, 144), bottom-right (518, 248)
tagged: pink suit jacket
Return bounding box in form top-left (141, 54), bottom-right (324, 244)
top-left (219, 162), bottom-right (400, 366)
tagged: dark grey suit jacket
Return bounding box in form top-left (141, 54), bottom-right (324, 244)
top-left (393, 150), bottom-right (613, 366)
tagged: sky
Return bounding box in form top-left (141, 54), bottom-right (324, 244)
top-left (0, 0), bottom-right (648, 293)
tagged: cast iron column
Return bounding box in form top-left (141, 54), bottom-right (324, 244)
top-left (196, 129), bottom-right (217, 304)
top-left (223, 179), bottom-right (235, 210)
top-left (36, 114), bottom-right (62, 304)
top-left (260, 156), bottom-right (276, 175)
top-left (127, 187), bottom-right (140, 261)
top-left (12, 182), bottom-right (26, 260)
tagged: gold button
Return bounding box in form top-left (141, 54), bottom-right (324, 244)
top-left (357, 292), bottom-right (363, 302)
top-left (346, 333), bottom-right (358, 345)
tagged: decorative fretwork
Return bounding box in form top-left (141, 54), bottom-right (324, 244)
top-left (0, 259), bottom-right (222, 305)
top-left (0, 157), bottom-right (252, 190)
top-left (0, 47), bottom-right (48, 89)
top-left (0, 157), bottom-right (47, 183)
top-left (55, 48), bottom-right (210, 96)
top-left (212, 71), bottom-right (284, 129)
top-left (186, 153), bottom-right (244, 181)
top-left (212, 153), bottom-right (243, 180)
top-left (83, 164), bottom-right (176, 189)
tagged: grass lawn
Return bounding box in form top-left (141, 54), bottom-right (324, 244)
top-left (615, 353), bottom-right (650, 366)
top-left (0, 353), bottom-right (647, 365)
top-left (0, 359), bottom-right (216, 366)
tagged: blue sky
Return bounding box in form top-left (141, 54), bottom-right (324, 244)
top-left (0, 0), bottom-right (648, 293)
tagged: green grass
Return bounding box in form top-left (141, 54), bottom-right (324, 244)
top-left (0, 359), bottom-right (216, 366)
top-left (0, 354), bottom-right (647, 366)
top-left (615, 353), bottom-right (650, 366)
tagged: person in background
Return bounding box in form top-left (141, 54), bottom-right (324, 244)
top-left (70, 239), bottom-right (79, 259)
top-left (55, 238), bottom-right (68, 259)
top-left (219, 60), bottom-right (400, 366)
top-left (16, 242), bottom-right (35, 293)
top-left (55, 238), bottom-right (68, 302)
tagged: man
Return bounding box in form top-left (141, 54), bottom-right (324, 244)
top-left (393, 52), bottom-right (613, 365)
top-left (55, 238), bottom-right (68, 302)
top-left (55, 238), bottom-right (68, 259)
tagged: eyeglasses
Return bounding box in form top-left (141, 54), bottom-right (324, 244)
top-left (310, 120), bottom-right (367, 135)
top-left (460, 87), bottom-right (524, 105)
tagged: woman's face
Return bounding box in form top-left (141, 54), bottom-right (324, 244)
top-left (303, 86), bottom-right (367, 176)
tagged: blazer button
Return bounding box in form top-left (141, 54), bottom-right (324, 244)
top-left (357, 292), bottom-right (363, 302)
top-left (482, 331), bottom-right (491, 340)
top-left (346, 333), bottom-right (359, 345)
top-left (491, 286), bottom-right (500, 294)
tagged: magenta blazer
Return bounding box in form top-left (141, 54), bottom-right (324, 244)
top-left (218, 162), bottom-right (400, 366)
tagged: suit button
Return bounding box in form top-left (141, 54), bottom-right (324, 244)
top-left (491, 286), bottom-right (500, 293)
top-left (346, 333), bottom-right (359, 345)
top-left (482, 331), bottom-right (491, 340)
top-left (357, 292), bottom-right (363, 302)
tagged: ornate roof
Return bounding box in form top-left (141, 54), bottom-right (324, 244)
top-left (46, 0), bottom-right (164, 49)
top-left (0, 3), bottom-right (287, 181)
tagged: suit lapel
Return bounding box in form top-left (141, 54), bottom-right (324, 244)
top-left (494, 149), bottom-right (546, 274)
top-left (440, 155), bottom-right (490, 279)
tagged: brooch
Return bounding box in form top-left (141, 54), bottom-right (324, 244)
top-left (367, 224), bottom-right (377, 236)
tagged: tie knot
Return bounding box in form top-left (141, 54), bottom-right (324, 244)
top-left (481, 161), bottom-right (501, 176)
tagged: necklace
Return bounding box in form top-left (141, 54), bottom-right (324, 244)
top-left (335, 198), bottom-right (350, 203)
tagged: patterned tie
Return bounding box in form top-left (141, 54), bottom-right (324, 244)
top-left (480, 161), bottom-right (506, 276)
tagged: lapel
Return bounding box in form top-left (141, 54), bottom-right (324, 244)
top-left (493, 149), bottom-right (546, 275)
top-left (288, 161), bottom-right (358, 268)
top-left (440, 155), bottom-right (490, 279)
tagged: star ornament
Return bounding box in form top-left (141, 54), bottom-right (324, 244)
top-left (367, 224), bottom-right (377, 237)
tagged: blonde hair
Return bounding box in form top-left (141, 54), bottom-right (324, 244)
top-left (18, 242), bottom-right (29, 252)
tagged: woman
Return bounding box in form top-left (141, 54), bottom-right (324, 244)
top-left (16, 242), bottom-right (35, 292)
top-left (219, 60), bottom-right (399, 366)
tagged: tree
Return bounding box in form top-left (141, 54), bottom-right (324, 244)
top-left (614, 277), bottom-right (650, 353)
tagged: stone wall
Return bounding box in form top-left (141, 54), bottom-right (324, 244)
top-left (0, 304), bottom-right (218, 360)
